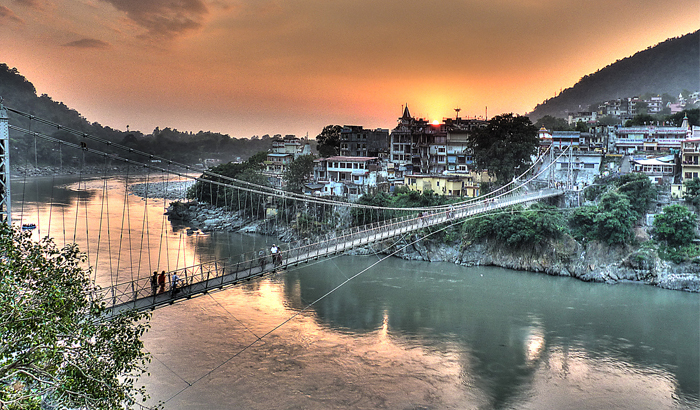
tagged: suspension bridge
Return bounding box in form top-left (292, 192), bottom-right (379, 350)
top-left (0, 102), bottom-right (567, 313)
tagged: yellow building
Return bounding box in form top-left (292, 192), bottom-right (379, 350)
top-left (403, 171), bottom-right (494, 197)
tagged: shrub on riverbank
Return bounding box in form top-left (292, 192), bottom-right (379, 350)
top-left (462, 203), bottom-right (565, 249)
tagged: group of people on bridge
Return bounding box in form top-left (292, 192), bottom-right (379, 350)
top-left (150, 270), bottom-right (182, 297)
top-left (259, 244), bottom-right (284, 272)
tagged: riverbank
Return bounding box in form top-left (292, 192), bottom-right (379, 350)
top-left (12, 164), bottom-right (204, 178)
top-left (162, 199), bottom-right (700, 292)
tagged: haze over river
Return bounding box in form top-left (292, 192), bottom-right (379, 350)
top-left (11, 175), bottom-right (700, 409)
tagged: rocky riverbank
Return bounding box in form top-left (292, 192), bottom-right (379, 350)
top-left (161, 198), bottom-right (700, 293)
top-left (128, 180), bottom-right (194, 201)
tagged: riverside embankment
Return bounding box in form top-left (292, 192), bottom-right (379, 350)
top-left (162, 197), bottom-right (700, 293)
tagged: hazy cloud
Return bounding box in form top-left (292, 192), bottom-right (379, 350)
top-left (63, 38), bottom-right (111, 49)
top-left (0, 5), bottom-right (24, 24)
top-left (102, 0), bottom-right (208, 39)
top-left (12, 0), bottom-right (43, 9)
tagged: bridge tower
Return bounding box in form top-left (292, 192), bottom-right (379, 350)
top-left (0, 99), bottom-right (10, 224)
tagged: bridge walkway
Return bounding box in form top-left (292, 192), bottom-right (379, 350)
top-left (102, 188), bottom-right (562, 313)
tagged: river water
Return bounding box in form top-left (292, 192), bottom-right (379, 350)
top-left (11, 176), bottom-right (700, 409)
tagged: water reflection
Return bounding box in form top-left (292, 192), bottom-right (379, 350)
top-left (281, 257), bottom-right (700, 408)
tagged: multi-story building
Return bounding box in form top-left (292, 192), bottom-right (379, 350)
top-left (630, 157), bottom-right (675, 184)
top-left (389, 105), bottom-right (485, 180)
top-left (271, 134), bottom-right (312, 157)
top-left (538, 127), bottom-right (581, 150)
top-left (264, 153), bottom-right (294, 188)
top-left (312, 156), bottom-right (385, 200)
top-left (613, 122), bottom-right (691, 153)
top-left (403, 170), bottom-right (493, 198)
top-left (339, 126), bottom-right (390, 158)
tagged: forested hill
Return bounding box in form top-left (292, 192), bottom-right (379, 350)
top-left (528, 30), bottom-right (700, 120)
top-left (0, 64), bottom-right (272, 165)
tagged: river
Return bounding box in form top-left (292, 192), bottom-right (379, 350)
top-left (10, 175), bottom-right (700, 409)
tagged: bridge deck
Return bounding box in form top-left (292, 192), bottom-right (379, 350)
top-left (102, 188), bottom-right (562, 314)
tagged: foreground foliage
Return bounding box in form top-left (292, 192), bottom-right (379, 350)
top-left (0, 223), bottom-right (151, 410)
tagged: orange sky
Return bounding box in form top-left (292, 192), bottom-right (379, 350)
top-left (1, 0), bottom-right (698, 138)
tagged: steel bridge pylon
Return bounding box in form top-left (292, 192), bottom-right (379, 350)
top-left (0, 100), bottom-right (10, 225)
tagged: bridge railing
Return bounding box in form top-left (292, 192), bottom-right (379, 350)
top-left (98, 187), bottom-right (561, 310)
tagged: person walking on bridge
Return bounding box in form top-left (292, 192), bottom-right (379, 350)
top-left (151, 271), bottom-right (158, 295)
top-left (158, 270), bottom-right (166, 294)
top-left (270, 244), bottom-right (282, 268)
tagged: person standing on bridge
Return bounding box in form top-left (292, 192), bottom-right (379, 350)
top-left (151, 271), bottom-right (158, 295)
top-left (270, 244), bottom-right (282, 267)
top-left (171, 272), bottom-right (181, 296)
top-left (158, 270), bottom-right (166, 293)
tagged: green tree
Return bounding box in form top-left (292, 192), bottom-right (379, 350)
top-left (594, 191), bottom-right (637, 245)
top-left (533, 115), bottom-right (570, 131)
top-left (469, 113), bottom-right (539, 184)
top-left (683, 177), bottom-right (700, 206)
top-left (568, 205), bottom-right (598, 242)
top-left (188, 151), bottom-right (269, 205)
top-left (667, 109), bottom-right (700, 127)
top-left (463, 204), bottom-right (564, 249)
top-left (652, 204), bottom-right (697, 248)
top-left (316, 125), bottom-right (342, 158)
top-left (616, 172), bottom-right (656, 217)
top-left (0, 223), bottom-right (151, 409)
top-left (625, 113), bottom-right (656, 126)
top-left (284, 154), bottom-right (316, 193)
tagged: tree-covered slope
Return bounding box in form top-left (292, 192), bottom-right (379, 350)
top-left (529, 30), bottom-right (700, 120)
top-left (0, 63), bottom-right (272, 165)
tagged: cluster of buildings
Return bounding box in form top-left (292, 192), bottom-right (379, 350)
top-left (258, 103), bottom-right (700, 202)
top-left (567, 92), bottom-right (700, 126)
top-left (262, 106), bottom-right (495, 201)
top-left (536, 114), bottom-right (700, 193)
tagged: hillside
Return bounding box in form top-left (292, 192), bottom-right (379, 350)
top-left (0, 64), bottom-right (272, 166)
top-left (529, 30), bottom-right (700, 120)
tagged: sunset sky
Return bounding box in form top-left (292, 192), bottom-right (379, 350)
top-left (1, 0), bottom-right (698, 138)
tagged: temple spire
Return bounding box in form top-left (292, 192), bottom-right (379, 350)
top-left (402, 103), bottom-right (411, 120)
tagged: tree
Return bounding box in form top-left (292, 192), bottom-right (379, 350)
top-left (534, 115), bottom-right (570, 131)
top-left (284, 154), bottom-right (316, 193)
top-left (594, 191), bottom-right (637, 245)
top-left (652, 204), bottom-right (697, 248)
top-left (625, 113), bottom-right (656, 126)
top-left (667, 109), bottom-right (700, 127)
top-left (315, 125), bottom-right (342, 157)
top-left (683, 177), bottom-right (700, 206)
top-left (0, 223), bottom-right (151, 409)
top-left (469, 113), bottom-right (539, 184)
top-left (616, 172), bottom-right (656, 218)
top-left (188, 151), bottom-right (269, 205)
top-left (568, 205), bottom-right (598, 242)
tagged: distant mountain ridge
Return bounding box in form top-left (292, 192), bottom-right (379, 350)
top-left (0, 64), bottom-right (272, 165)
top-left (528, 30), bottom-right (700, 120)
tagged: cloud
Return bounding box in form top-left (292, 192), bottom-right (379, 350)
top-left (102, 0), bottom-right (208, 39)
top-left (0, 5), bottom-right (24, 24)
top-left (62, 38), bottom-right (111, 49)
top-left (12, 0), bottom-right (43, 9)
